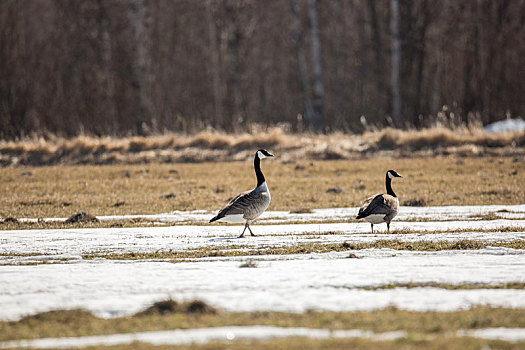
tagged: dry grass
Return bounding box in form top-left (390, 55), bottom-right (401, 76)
top-left (60, 337), bottom-right (525, 350)
top-left (0, 127), bottom-right (523, 166)
top-left (1, 304), bottom-right (524, 342)
top-left (0, 156), bottom-right (523, 219)
top-left (376, 127), bottom-right (525, 150)
top-left (78, 240), bottom-right (525, 262)
top-left (0, 218), bottom-right (170, 231)
top-left (135, 300), bottom-right (216, 317)
top-left (239, 259), bottom-right (258, 268)
top-left (0, 128), bottom-right (291, 166)
top-left (359, 282), bottom-right (525, 290)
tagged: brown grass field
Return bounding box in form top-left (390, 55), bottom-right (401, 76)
top-left (0, 127), bottom-right (524, 166)
top-left (1, 130), bottom-right (524, 348)
top-left (59, 338), bottom-right (524, 350)
top-left (1, 304), bottom-right (524, 349)
top-left (0, 155), bottom-right (523, 221)
top-left (74, 239), bottom-right (525, 262)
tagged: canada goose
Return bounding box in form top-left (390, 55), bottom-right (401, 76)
top-left (210, 149), bottom-right (274, 238)
top-left (356, 170), bottom-right (402, 233)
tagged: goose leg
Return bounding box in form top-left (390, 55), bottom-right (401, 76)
top-left (247, 223), bottom-right (255, 236)
top-left (238, 223), bottom-right (249, 238)
top-left (387, 222), bottom-right (391, 233)
top-left (371, 224), bottom-right (374, 234)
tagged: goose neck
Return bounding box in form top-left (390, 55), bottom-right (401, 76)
top-left (254, 155), bottom-right (265, 187)
top-left (385, 173), bottom-right (396, 197)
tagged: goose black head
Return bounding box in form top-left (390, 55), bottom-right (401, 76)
top-left (387, 170), bottom-right (402, 179)
top-left (256, 149), bottom-right (274, 159)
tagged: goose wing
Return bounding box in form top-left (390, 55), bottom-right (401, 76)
top-left (356, 194), bottom-right (391, 219)
top-left (210, 189), bottom-right (259, 222)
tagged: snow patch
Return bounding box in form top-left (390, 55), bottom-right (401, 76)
top-left (1, 250), bottom-right (524, 320)
top-left (0, 326), bottom-right (407, 349)
top-left (485, 118), bottom-right (525, 133)
top-left (1, 219), bottom-right (524, 260)
top-left (457, 327), bottom-right (525, 342)
top-left (16, 205), bottom-right (525, 225)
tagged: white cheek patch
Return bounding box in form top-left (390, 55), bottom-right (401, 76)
top-left (257, 151), bottom-right (266, 159)
top-left (388, 172), bottom-right (394, 179)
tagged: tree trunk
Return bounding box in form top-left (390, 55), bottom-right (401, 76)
top-left (308, 0), bottom-right (325, 132)
top-left (206, 0), bottom-right (223, 130)
top-left (224, 1), bottom-right (243, 131)
top-left (97, 0), bottom-right (117, 133)
top-left (413, 1), bottom-right (430, 126)
top-left (291, 0), bottom-right (314, 130)
top-left (367, 0), bottom-right (385, 115)
top-left (431, 41), bottom-right (443, 118)
top-left (128, 0), bottom-right (152, 135)
top-left (331, 0), bottom-right (347, 130)
top-left (390, 0), bottom-right (402, 127)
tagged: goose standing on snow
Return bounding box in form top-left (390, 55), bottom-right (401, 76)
top-left (210, 149), bottom-right (274, 238)
top-left (356, 170), bottom-right (403, 233)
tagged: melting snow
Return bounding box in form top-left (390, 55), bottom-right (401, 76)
top-left (1, 219), bottom-right (524, 260)
top-left (0, 205), bottom-right (524, 323)
top-left (0, 326), bottom-right (407, 349)
top-left (17, 205), bottom-right (525, 225)
top-left (457, 327), bottom-right (525, 342)
top-left (0, 248), bottom-right (524, 320)
top-left (2, 326), bottom-right (524, 349)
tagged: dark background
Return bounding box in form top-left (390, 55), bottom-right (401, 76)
top-left (1, 0), bottom-right (523, 139)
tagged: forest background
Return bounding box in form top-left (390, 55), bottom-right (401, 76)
top-left (1, 0), bottom-right (523, 140)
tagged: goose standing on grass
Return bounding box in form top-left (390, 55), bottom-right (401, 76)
top-left (210, 149), bottom-right (274, 238)
top-left (356, 170), bottom-right (403, 233)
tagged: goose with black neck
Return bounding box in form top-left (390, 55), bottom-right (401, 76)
top-left (210, 149), bottom-right (274, 238)
top-left (356, 169), bottom-right (403, 233)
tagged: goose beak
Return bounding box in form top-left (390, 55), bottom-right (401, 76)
top-left (397, 174), bottom-right (403, 178)
top-left (268, 153), bottom-right (274, 157)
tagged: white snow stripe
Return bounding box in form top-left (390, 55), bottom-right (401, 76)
top-left (14, 204), bottom-right (525, 224)
top-left (1, 249), bottom-right (524, 321)
top-left (0, 326), bottom-right (406, 349)
top-left (1, 326), bottom-right (524, 349)
top-left (457, 327), bottom-right (525, 343)
top-left (1, 219), bottom-right (524, 259)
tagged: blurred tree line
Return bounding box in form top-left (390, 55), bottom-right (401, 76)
top-left (0, 0), bottom-right (523, 139)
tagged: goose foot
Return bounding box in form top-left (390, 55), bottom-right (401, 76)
top-left (247, 224), bottom-right (255, 236)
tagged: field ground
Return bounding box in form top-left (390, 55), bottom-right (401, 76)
top-left (0, 154), bottom-right (524, 348)
top-left (1, 307), bottom-right (524, 349)
top-left (1, 204), bottom-right (525, 348)
top-left (0, 156), bottom-right (523, 221)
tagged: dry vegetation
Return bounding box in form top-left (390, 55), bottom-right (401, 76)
top-left (1, 303), bottom-right (524, 343)
top-left (0, 152), bottom-right (523, 220)
top-left (78, 240), bottom-right (525, 262)
top-left (48, 338), bottom-right (525, 350)
top-left (0, 128), bottom-right (524, 166)
top-left (360, 282), bottom-right (525, 291)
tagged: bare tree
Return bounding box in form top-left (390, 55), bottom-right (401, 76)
top-left (367, 0), bottom-right (384, 98)
top-left (291, 0), bottom-right (314, 130)
top-left (128, 0), bottom-right (152, 135)
top-left (206, 0), bottom-right (223, 129)
top-left (308, 0), bottom-right (325, 132)
top-left (390, 0), bottom-right (402, 126)
top-left (1, 0), bottom-right (524, 139)
top-left (96, 0), bottom-right (117, 132)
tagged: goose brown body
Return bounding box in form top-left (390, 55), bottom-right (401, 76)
top-left (210, 149), bottom-right (273, 237)
top-left (356, 170), bottom-right (402, 233)
top-left (210, 182), bottom-right (271, 223)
